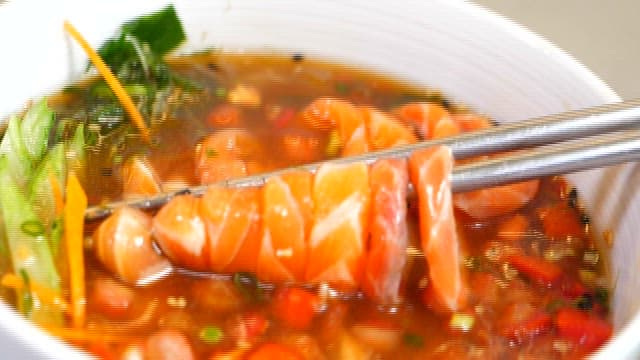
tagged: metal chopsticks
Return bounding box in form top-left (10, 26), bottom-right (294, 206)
top-left (84, 99), bottom-right (640, 221)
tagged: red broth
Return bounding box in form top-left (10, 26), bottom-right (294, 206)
top-left (47, 53), bottom-right (611, 359)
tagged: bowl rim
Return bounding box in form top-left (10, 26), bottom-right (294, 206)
top-left (0, 1), bottom-right (627, 359)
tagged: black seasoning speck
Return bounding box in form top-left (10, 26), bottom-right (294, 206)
top-left (441, 98), bottom-right (451, 109)
top-left (580, 214), bottom-right (591, 225)
top-left (207, 63), bottom-right (219, 71)
top-left (100, 167), bottom-right (113, 177)
top-left (292, 53), bottom-right (304, 62)
top-left (568, 187), bottom-right (578, 208)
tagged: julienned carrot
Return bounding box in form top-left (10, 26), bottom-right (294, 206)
top-left (63, 172), bottom-right (88, 328)
top-left (0, 273), bottom-right (70, 313)
top-left (63, 20), bottom-right (150, 143)
top-left (43, 327), bottom-right (141, 343)
top-left (48, 172), bottom-right (64, 217)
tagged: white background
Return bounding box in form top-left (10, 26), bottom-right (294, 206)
top-left (475, 0), bottom-right (640, 100)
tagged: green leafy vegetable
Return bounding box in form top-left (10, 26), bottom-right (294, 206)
top-left (97, 4), bottom-right (185, 72)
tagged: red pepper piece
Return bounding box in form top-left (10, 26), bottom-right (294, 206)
top-left (555, 307), bottom-right (613, 351)
top-left (539, 203), bottom-right (585, 239)
top-left (508, 254), bottom-right (563, 285)
top-left (501, 311), bottom-right (553, 343)
top-left (271, 287), bottom-right (319, 330)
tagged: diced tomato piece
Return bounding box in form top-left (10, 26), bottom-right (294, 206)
top-left (500, 311), bottom-right (552, 343)
top-left (508, 254), bottom-right (563, 285)
top-left (561, 278), bottom-right (588, 299)
top-left (86, 343), bottom-right (115, 360)
top-left (555, 308), bottom-right (613, 351)
top-left (207, 104), bottom-right (243, 128)
top-left (271, 287), bottom-right (319, 330)
top-left (496, 214), bottom-right (529, 242)
top-left (539, 203), bottom-right (585, 239)
top-left (469, 272), bottom-right (500, 304)
top-left (145, 330), bottom-right (195, 360)
top-left (247, 343), bottom-right (303, 360)
top-left (226, 311), bottom-right (269, 344)
top-left (273, 107), bottom-right (296, 128)
top-left (89, 278), bottom-right (135, 318)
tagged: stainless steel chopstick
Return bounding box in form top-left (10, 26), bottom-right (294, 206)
top-left (452, 129), bottom-right (640, 192)
top-left (84, 99), bottom-right (640, 221)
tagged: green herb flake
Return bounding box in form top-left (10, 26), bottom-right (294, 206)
top-left (199, 325), bottom-right (224, 344)
top-left (335, 82), bottom-right (349, 95)
top-left (233, 272), bottom-right (264, 302)
top-left (21, 220), bottom-right (45, 237)
top-left (206, 148), bottom-right (218, 158)
top-left (403, 333), bottom-right (424, 348)
top-left (215, 87), bottom-right (227, 98)
top-left (595, 287), bottom-right (609, 307)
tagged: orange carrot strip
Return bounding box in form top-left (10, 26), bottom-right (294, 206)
top-left (48, 172), bottom-right (64, 217)
top-left (63, 20), bottom-right (150, 142)
top-left (1, 273), bottom-right (70, 313)
top-left (43, 327), bottom-right (141, 343)
top-left (63, 172), bottom-right (88, 328)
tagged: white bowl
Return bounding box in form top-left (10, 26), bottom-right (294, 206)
top-left (0, 0), bottom-right (633, 358)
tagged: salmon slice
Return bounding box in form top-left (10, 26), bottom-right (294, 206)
top-left (121, 156), bottom-right (162, 200)
top-left (300, 98), bottom-right (369, 156)
top-left (195, 129), bottom-right (264, 184)
top-left (361, 108), bottom-right (417, 150)
top-left (200, 186), bottom-right (261, 273)
top-left (451, 113), bottom-right (492, 132)
top-left (362, 158), bottom-right (409, 303)
top-left (453, 180), bottom-right (540, 219)
top-left (409, 146), bottom-right (467, 311)
top-left (94, 207), bottom-right (171, 285)
top-left (258, 172), bottom-right (313, 282)
top-left (306, 162), bottom-right (370, 289)
top-left (152, 195), bottom-right (208, 270)
top-left (394, 103), bottom-right (460, 139)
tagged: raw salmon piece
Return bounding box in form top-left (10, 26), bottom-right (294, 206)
top-left (453, 180), bottom-right (540, 219)
top-left (300, 98), bottom-right (369, 156)
top-left (361, 107), bottom-right (417, 150)
top-left (94, 207), bottom-right (171, 285)
top-left (258, 172), bottom-right (313, 282)
top-left (306, 162), bottom-right (370, 289)
top-left (452, 113), bottom-right (492, 132)
top-left (121, 156), bottom-right (162, 200)
top-left (362, 158), bottom-right (409, 304)
top-left (152, 195), bottom-right (208, 270)
top-left (195, 129), bottom-right (264, 184)
top-left (409, 146), bottom-right (467, 311)
top-left (394, 102), bottom-right (460, 139)
top-left (200, 186), bottom-right (261, 273)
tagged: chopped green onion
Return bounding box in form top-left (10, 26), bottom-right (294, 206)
top-left (199, 325), bottom-right (224, 344)
top-left (206, 148), bottom-right (218, 158)
top-left (449, 313), bottom-right (475, 332)
top-left (335, 82), bottom-right (349, 95)
top-left (215, 87), bottom-right (227, 98)
top-left (19, 269), bottom-right (33, 317)
top-left (20, 220), bottom-right (45, 237)
top-left (403, 333), bottom-right (424, 348)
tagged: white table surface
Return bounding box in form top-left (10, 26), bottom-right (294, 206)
top-left (474, 0), bottom-right (640, 100)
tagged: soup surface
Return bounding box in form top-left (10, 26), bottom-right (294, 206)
top-left (26, 52), bottom-right (608, 359)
